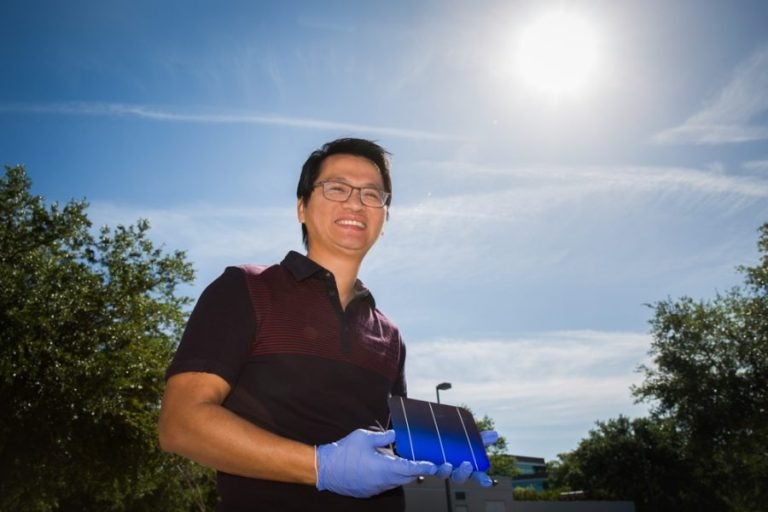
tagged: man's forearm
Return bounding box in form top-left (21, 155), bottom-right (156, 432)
top-left (158, 375), bottom-right (316, 485)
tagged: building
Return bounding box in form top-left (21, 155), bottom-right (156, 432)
top-left (510, 454), bottom-right (548, 491)
top-left (403, 475), bottom-right (635, 512)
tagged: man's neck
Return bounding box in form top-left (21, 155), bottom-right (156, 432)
top-left (305, 249), bottom-right (364, 309)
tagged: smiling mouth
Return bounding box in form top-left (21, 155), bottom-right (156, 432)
top-left (336, 219), bottom-right (366, 229)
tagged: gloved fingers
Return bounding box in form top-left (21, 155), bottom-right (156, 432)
top-left (317, 429), bottom-right (437, 498)
top-left (434, 462), bottom-right (453, 479)
top-left (471, 470), bottom-right (493, 487)
top-left (366, 428), bottom-right (396, 447)
top-left (368, 457), bottom-right (437, 488)
top-left (480, 430), bottom-right (498, 446)
top-left (450, 461), bottom-right (473, 484)
top-left (384, 456), bottom-right (438, 477)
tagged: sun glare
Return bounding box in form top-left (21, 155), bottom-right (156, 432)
top-left (516, 10), bottom-right (599, 98)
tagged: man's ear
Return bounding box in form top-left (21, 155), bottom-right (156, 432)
top-left (297, 198), bottom-right (306, 223)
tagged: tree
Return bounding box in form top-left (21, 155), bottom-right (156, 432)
top-left (547, 416), bottom-right (692, 511)
top-left (633, 222), bottom-right (768, 511)
top-left (552, 222), bottom-right (768, 512)
top-left (0, 166), bottom-right (216, 510)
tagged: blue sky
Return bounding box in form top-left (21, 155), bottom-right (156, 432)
top-left (3, 0), bottom-right (768, 461)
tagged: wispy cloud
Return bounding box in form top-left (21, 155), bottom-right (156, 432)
top-left (410, 160), bottom-right (768, 197)
top-left (86, 157), bottom-right (768, 295)
top-left (744, 159), bottom-right (768, 172)
top-left (405, 330), bottom-right (652, 459)
top-left (88, 201), bottom-right (300, 292)
top-left (653, 44), bottom-right (768, 145)
top-left (365, 160), bottom-right (768, 284)
top-left (0, 101), bottom-right (464, 141)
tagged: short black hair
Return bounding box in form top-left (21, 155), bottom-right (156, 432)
top-left (297, 138), bottom-right (392, 249)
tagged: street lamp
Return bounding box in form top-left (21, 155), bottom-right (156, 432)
top-left (435, 382), bottom-right (452, 404)
top-left (435, 382), bottom-right (453, 512)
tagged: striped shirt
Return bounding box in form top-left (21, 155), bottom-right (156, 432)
top-left (166, 251), bottom-right (407, 511)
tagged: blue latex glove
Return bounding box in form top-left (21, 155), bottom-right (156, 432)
top-left (481, 430), bottom-right (499, 446)
top-left (316, 429), bottom-right (438, 498)
top-left (434, 430), bottom-right (498, 487)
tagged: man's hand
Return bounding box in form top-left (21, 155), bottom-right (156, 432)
top-left (316, 429), bottom-right (438, 498)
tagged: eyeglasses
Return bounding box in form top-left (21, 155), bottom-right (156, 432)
top-left (313, 180), bottom-right (390, 208)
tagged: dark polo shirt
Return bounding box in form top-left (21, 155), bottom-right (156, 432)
top-left (166, 251), bottom-right (407, 511)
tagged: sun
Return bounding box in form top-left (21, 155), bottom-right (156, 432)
top-left (515, 10), bottom-right (600, 98)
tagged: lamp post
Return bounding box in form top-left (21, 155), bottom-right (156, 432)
top-left (435, 382), bottom-right (452, 512)
top-left (435, 382), bottom-right (451, 404)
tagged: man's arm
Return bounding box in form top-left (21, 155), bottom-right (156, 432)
top-left (158, 371), bottom-right (316, 485)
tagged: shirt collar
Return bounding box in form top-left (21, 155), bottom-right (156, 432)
top-left (281, 251), bottom-right (375, 306)
top-left (282, 250), bottom-right (324, 281)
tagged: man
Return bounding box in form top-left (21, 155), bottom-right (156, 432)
top-left (159, 138), bottom-right (489, 511)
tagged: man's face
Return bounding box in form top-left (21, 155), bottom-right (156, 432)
top-left (297, 153), bottom-right (387, 261)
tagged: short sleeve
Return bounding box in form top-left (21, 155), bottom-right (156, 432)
top-left (165, 267), bottom-right (256, 387)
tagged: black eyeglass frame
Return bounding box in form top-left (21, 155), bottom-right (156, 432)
top-left (313, 180), bottom-right (390, 208)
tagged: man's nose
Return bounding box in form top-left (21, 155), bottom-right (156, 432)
top-left (343, 188), bottom-right (365, 208)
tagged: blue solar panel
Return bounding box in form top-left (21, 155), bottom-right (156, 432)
top-left (388, 396), bottom-right (490, 471)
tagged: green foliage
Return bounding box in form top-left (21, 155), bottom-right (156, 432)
top-left (547, 416), bottom-right (691, 511)
top-left (512, 486), bottom-right (562, 501)
top-left (633, 223), bottom-right (768, 512)
top-left (553, 222), bottom-right (768, 512)
top-left (0, 166), bottom-right (216, 511)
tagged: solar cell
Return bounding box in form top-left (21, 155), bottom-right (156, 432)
top-left (388, 396), bottom-right (490, 471)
